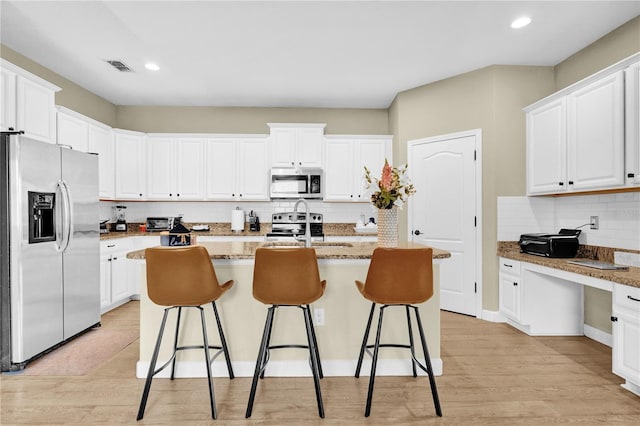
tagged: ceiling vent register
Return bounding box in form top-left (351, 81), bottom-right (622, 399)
top-left (105, 60), bottom-right (134, 72)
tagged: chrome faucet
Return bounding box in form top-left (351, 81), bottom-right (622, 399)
top-left (293, 198), bottom-right (312, 248)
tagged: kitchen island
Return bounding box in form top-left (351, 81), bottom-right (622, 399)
top-left (128, 241), bottom-right (450, 379)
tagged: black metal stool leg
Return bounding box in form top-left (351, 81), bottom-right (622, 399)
top-left (308, 306), bottom-right (324, 379)
top-left (246, 306), bottom-right (275, 418)
top-left (413, 306), bottom-right (442, 417)
top-left (137, 308), bottom-right (170, 421)
top-left (199, 306), bottom-right (217, 419)
top-left (303, 305), bottom-right (325, 418)
top-left (170, 307), bottom-right (182, 380)
top-left (211, 301), bottom-right (234, 379)
top-left (405, 305), bottom-right (417, 377)
top-left (355, 302), bottom-right (376, 378)
top-left (259, 306), bottom-right (276, 380)
top-left (365, 305), bottom-right (385, 417)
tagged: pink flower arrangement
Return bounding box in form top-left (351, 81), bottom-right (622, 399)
top-left (364, 159), bottom-right (416, 209)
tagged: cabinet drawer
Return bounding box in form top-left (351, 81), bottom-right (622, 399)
top-left (613, 284), bottom-right (640, 312)
top-left (500, 258), bottom-right (521, 275)
top-left (100, 238), bottom-right (133, 255)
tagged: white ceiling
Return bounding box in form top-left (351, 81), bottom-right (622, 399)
top-left (1, 1), bottom-right (638, 109)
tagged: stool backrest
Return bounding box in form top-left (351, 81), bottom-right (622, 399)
top-left (253, 248), bottom-right (323, 305)
top-left (363, 247), bottom-right (434, 304)
top-left (145, 246), bottom-right (223, 306)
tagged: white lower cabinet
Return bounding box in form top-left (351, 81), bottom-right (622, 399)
top-left (498, 258), bottom-right (521, 322)
top-left (100, 239), bottom-right (133, 313)
top-left (612, 283), bottom-right (640, 395)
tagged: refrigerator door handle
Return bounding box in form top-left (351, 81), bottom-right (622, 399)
top-left (57, 180), bottom-right (72, 252)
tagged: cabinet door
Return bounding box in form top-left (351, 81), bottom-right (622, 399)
top-left (115, 132), bottom-right (146, 199)
top-left (526, 98), bottom-right (566, 195)
top-left (625, 62), bottom-right (640, 185)
top-left (324, 139), bottom-right (355, 201)
top-left (110, 254), bottom-right (130, 302)
top-left (499, 272), bottom-right (521, 322)
top-left (271, 127), bottom-right (296, 167)
top-left (57, 111), bottom-right (88, 151)
top-left (146, 137), bottom-right (174, 200)
top-left (0, 68), bottom-right (16, 131)
top-left (612, 310), bottom-right (640, 384)
top-left (16, 76), bottom-right (56, 143)
top-left (99, 254), bottom-right (112, 310)
top-left (237, 138), bottom-right (269, 200)
top-left (355, 139), bottom-right (387, 202)
top-left (567, 71), bottom-right (624, 191)
top-left (175, 139), bottom-right (204, 200)
top-left (88, 125), bottom-right (115, 199)
top-left (204, 138), bottom-right (237, 200)
top-left (296, 127), bottom-right (323, 167)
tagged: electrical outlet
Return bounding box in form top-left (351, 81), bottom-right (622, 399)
top-left (313, 308), bottom-right (325, 326)
top-left (590, 216), bottom-right (599, 230)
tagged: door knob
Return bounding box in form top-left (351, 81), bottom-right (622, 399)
top-left (414, 230), bottom-right (422, 235)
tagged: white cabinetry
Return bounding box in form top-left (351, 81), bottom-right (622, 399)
top-left (146, 136), bottom-right (204, 200)
top-left (612, 284), bottom-right (640, 396)
top-left (100, 239), bottom-right (133, 313)
top-left (324, 136), bottom-right (391, 202)
top-left (269, 123), bottom-right (325, 168)
top-left (1, 59), bottom-right (60, 143)
top-left (88, 124), bottom-right (115, 199)
top-left (57, 108), bottom-right (88, 151)
top-left (525, 57), bottom-right (634, 195)
top-left (204, 137), bottom-right (269, 201)
top-left (625, 61), bottom-right (640, 186)
top-left (498, 258), bottom-right (521, 322)
top-left (114, 129), bottom-right (146, 200)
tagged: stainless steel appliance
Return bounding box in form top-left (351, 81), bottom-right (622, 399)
top-left (113, 205), bottom-right (127, 231)
top-left (266, 212), bottom-right (324, 241)
top-left (270, 168), bottom-right (323, 199)
top-left (0, 131), bottom-right (100, 371)
top-left (146, 217), bottom-right (174, 232)
top-left (519, 229), bottom-right (581, 258)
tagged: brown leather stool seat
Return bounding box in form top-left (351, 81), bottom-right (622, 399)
top-left (245, 247), bottom-right (326, 418)
top-left (137, 246), bottom-right (234, 421)
top-left (354, 247), bottom-right (442, 417)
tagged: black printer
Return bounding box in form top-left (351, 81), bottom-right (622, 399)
top-left (518, 229), bottom-right (581, 258)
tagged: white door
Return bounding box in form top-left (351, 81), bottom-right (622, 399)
top-left (408, 131), bottom-right (479, 316)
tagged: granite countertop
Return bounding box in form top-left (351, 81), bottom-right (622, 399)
top-left (126, 241), bottom-right (451, 261)
top-left (498, 241), bottom-right (640, 289)
top-left (101, 222), bottom-right (362, 241)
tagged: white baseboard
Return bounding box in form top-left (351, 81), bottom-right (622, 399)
top-left (136, 358), bottom-right (443, 379)
top-left (583, 324), bottom-right (612, 347)
top-left (480, 309), bottom-right (506, 323)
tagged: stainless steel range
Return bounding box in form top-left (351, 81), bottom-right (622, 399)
top-left (266, 212), bottom-right (324, 242)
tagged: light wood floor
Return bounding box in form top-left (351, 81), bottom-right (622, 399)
top-left (1, 301), bottom-right (639, 425)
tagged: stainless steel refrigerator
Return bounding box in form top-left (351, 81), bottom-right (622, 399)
top-left (1, 131), bottom-right (100, 371)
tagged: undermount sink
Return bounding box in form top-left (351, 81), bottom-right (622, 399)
top-left (262, 242), bottom-right (353, 249)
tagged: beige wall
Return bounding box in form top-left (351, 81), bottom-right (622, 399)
top-left (116, 106), bottom-right (389, 135)
top-left (0, 44), bottom-right (117, 127)
top-left (389, 65), bottom-right (553, 311)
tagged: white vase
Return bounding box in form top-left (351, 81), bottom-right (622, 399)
top-left (377, 206), bottom-right (398, 247)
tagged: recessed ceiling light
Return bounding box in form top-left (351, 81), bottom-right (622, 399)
top-left (511, 16), bottom-right (531, 29)
top-left (145, 62), bottom-right (160, 71)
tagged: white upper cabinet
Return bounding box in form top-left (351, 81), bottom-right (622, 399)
top-left (324, 136), bottom-right (391, 202)
top-left (146, 136), bottom-right (205, 200)
top-left (205, 136), bottom-right (269, 201)
top-left (626, 61), bottom-right (640, 186)
top-left (567, 71), bottom-right (624, 191)
top-left (114, 129), bottom-right (146, 200)
top-left (1, 59), bottom-right (60, 143)
top-left (269, 123), bottom-right (325, 168)
top-left (87, 124), bottom-right (115, 199)
top-left (525, 55), bottom-right (636, 195)
top-left (57, 108), bottom-right (89, 151)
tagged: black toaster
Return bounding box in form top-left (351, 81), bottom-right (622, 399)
top-left (518, 229), bottom-right (581, 258)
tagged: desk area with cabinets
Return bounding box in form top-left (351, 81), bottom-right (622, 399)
top-left (497, 241), bottom-right (640, 397)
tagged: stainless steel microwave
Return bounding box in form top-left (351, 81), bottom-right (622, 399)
top-left (270, 168), bottom-right (323, 199)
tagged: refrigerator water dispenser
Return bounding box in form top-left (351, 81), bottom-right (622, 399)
top-left (28, 191), bottom-right (55, 243)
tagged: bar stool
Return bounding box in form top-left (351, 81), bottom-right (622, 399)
top-left (245, 247), bottom-right (326, 418)
top-left (354, 247), bottom-right (442, 418)
top-left (137, 246), bottom-right (235, 421)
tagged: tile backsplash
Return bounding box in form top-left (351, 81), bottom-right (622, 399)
top-left (100, 200), bottom-right (380, 225)
top-left (498, 192), bottom-right (640, 251)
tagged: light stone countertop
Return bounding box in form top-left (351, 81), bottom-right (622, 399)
top-left (126, 241), bottom-right (451, 261)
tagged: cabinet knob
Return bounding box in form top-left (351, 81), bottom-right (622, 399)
top-left (239, 194), bottom-right (242, 197)
top-left (568, 180), bottom-right (574, 185)
top-left (176, 193), bottom-right (180, 197)
top-left (414, 230), bottom-right (422, 235)
top-left (139, 193), bottom-right (143, 197)
top-left (611, 316), bottom-right (618, 322)
top-left (628, 173), bottom-right (635, 178)
top-left (513, 282), bottom-right (518, 286)
top-left (232, 193), bottom-right (235, 197)
top-left (169, 193), bottom-right (172, 196)
top-left (291, 162), bottom-right (294, 166)
top-left (558, 182), bottom-right (564, 186)
top-left (350, 194), bottom-right (353, 198)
